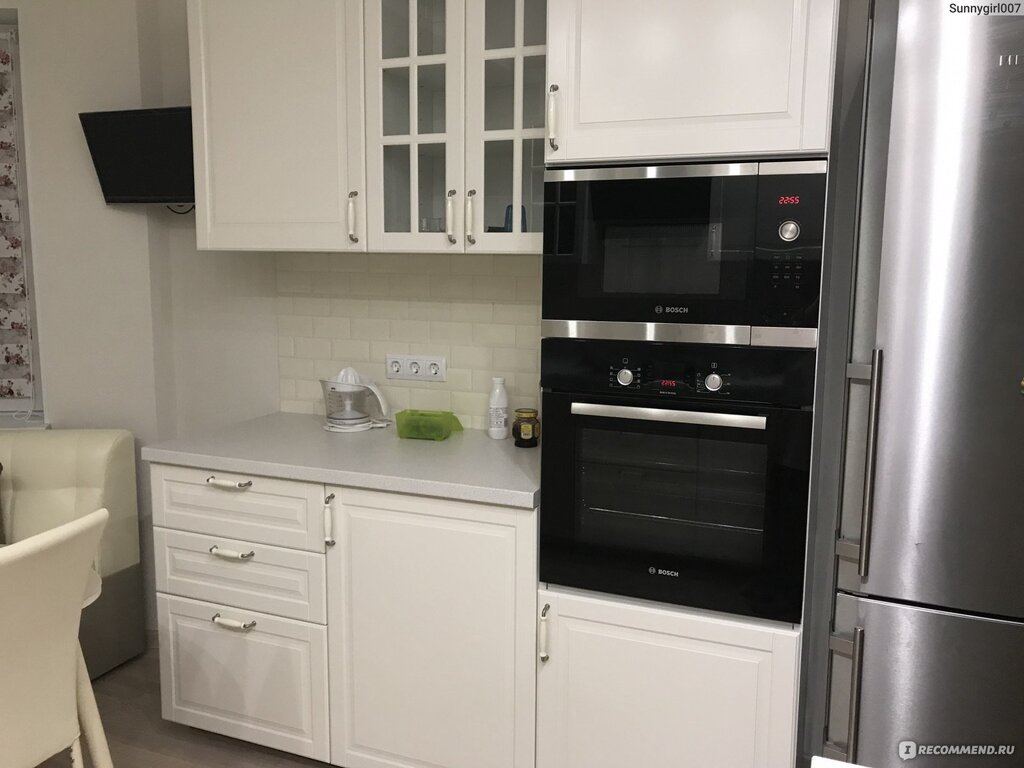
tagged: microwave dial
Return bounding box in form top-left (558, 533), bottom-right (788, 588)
top-left (778, 220), bottom-right (801, 242)
top-left (615, 368), bottom-right (635, 386)
top-left (704, 373), bottom-right (724, 392)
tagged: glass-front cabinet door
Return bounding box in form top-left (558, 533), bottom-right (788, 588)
top-left (464, 0), bottom-right (546, 253)
top-left (365, 0), bottom-right (466, 252)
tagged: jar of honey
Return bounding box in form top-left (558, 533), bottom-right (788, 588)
top-left (512, 408), bottom-right (540, 448)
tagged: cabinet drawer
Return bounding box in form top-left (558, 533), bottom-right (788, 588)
top-left (152, 464), bottom-right (326, 552)
top-left (154, 528), bottom-right (326, 623)
top-left (157, 593), bottom-right (329, 761)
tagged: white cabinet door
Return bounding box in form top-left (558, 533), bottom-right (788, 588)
top-left (536, 589), bottom-right (800, 768)
top-left (188, 0), bottom-right (365, 251)
top-left (463, 0), bottom-right (547, 254)
top-left (157, 593), bottom-right (330, 761)
top-left (328, 487), bottom-right (537, 768)
top-left (545, 0), bottom-right (838, 164)
top-left (364, 0), bottom-right (466, 252)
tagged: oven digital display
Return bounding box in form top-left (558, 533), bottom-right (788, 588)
top-left (777, 195), bottom-right (801, 205)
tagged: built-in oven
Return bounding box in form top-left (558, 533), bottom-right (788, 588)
top-left (542, 161), bottom-right (826, 349)
top-left (540, 338), bottom-right (814, 623)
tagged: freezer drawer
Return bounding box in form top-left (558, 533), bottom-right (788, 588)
top-left (826, 594), bottom-right (1024, 767)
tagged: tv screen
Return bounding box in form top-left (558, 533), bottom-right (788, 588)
top-left (79, 106), bottom-right (195, 204)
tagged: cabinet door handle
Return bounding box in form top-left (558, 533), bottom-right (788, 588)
top-left (347, 191), bottom-right (359, 243)
top-left (547, 85), bottom-right (559, 151)
top-left (211, 613), bottom-right (257, 632)
top-left (446, 189), bottom-right (457, 244)
top-left (539, 603), bottom-right (550, 662)
top-left (466, 189), bottom-right (476, 245)
top-left (324, 492), bottom-right (336, 547)
top-left (209, 545), bottom-right (255, 561)
top-left (205, 475), bottom-right (252, 491)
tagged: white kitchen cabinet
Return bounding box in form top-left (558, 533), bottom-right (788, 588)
top-left (188, 0), bottom-right (366, 251)
top-left (157, 593), bottom-right (330, 761)
top-left (365, 0), bottom-right (546, 253)
top-left (536, 588), bottom-right (801, 768)
top-left (545, 0), bottom-right (838, 164)
top-left (327, 487), bottom-right (537, 768)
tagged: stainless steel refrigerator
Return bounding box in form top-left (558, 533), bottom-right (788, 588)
top-left (799, 1), bottom-right (1024, 765)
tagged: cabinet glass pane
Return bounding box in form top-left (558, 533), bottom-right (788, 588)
top-left (383, 68), bottom-right (410, 136)
top-left (485, 0), bottom-right (515, 50)
top-left (522, 55), bottom-right (545, 129)
top-left (485, 58), bottom-right (515, 131)
top-left (524, 0), bottom-right (546, 46)
top-left (522, 138), bottom-right (544, 232)
top-left (382, 0), bottom-right (410, 59)
top-left (417, 64), bottom-right (446, 135)
top-left (384, 145), bottom-right (411, 232)
top-left (484, 140), bottom-right (514, 233)
top-left (417, 0), bottom-right (446, 55)
top-left (418, 143), bottom-right (446, 233)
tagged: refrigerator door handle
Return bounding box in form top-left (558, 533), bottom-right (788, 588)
top-left (823, 627), bottom-right (865, 763)
top-left (835, 348), bottom-right (884, 577)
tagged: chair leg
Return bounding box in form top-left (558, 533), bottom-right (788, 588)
top-left (77, 643), bottom-right (113, 768)
top-left (70, 737), bottom-right (83, 767)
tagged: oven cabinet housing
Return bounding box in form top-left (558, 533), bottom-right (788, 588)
top-left (327, 487), bottom-right (538, 768)
top-left (364, 0), bottom-right (547, 254)
top-left (187, 0), bottom-right (366, 251)
top-left (536, 588), bottom-right (801, 768)
top-left (544, 0), bottom-right (839, 164)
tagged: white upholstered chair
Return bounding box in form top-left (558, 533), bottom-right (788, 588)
top-left (0, 508), bottom-right (108, 767)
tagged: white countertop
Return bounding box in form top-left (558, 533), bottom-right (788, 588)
top-left (141, 412), bottom-right (540, 509)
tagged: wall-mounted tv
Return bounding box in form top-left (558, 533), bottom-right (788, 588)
top-left (79, 106), bottom-right (194, 204)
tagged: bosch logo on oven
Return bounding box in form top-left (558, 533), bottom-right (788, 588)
top-left (655, 305), bottom-right (689, 315)
top-left (649, 566), bottom-right (680, 578)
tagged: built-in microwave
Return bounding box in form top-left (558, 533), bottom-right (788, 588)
top-left (542, 161), bottom-right (826, 348)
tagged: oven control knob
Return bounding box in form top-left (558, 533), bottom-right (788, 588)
top-left (704, 373), bottom-right (724, 392)
top-left (616, 368), bottom-right (634, 386)
top-left (778, 220), bottom-right (801, 242)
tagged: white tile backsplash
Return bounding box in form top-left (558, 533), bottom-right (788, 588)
top-left (277, 251), bottom-right (540, 429)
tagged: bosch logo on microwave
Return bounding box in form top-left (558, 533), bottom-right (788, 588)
top-left (655, 305), bottom-right (689, 315)
top-left (649, 567), bottom-right (680, 578)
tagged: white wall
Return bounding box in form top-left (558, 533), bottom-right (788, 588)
top-left (10, 0), bottom-right (280, 627)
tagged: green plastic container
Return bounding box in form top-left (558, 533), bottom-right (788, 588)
top-left (394, 409), bottom-right (464, 441)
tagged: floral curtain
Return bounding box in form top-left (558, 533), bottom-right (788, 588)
top-left (0, 30), bottom-right (33, 405)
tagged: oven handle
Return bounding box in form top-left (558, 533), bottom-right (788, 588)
top-left (570, 402), bottom-right (767, 430)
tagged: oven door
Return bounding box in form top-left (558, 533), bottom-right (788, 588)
top-left (543, 165), bottom-right (758, 327)
top-left (540, 392), bottom-right (811, 622)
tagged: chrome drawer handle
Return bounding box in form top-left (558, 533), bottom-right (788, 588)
top-left (206, 475), bottom-right (253, 490)
top-left (209, 545), bottom-right (255, 561)
top-left (211, 613), bottom-right (256, 631)
top-left (539, 603), bottom-right (551, 663)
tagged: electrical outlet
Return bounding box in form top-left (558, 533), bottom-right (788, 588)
top-left (385, 354), bottom-right (447, 382)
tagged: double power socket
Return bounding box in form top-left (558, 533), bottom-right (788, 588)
top-left (385, 354), bottom-right (447, 382)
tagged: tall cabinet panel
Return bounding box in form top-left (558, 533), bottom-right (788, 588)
top-left (545, 0), bottom-right (838, 164)
top-left (463, 0), bottom-right (547, 253)
top-left (188, 0), bottom-right (365, 251)
top-left (365, 0), bottom-right (466, 252)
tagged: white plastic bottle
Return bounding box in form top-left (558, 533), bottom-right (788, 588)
top-left (488, 377), bottom-right (509, 439)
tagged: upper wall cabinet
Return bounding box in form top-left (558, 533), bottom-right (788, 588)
top-left (365, 0), bottom-right (546, 253)
top-left (545, 0), bottom-right (838, 164)
top-left (188, 0), bottom-right (366, 251)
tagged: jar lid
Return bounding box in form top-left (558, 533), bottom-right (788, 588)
top-left (515, 408), bottom-right (538, 417)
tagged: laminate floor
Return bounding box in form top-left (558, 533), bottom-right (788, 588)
top-left (37, 646), bottom-right (324, 768)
